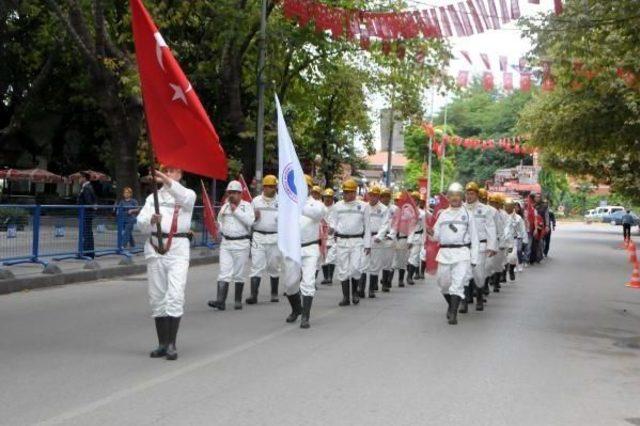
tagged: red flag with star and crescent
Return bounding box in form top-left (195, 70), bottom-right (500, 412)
top-left (130, 0), bottom-right (227, 179)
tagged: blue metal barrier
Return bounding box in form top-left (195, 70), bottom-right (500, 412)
top-left (0, 204), bottom-right (219, 267)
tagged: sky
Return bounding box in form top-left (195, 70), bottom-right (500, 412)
top-left (370, 0), bottom-right (554, 151)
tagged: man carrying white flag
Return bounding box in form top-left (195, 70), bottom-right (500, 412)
top-left (276, 95), bottom-right (325, 329)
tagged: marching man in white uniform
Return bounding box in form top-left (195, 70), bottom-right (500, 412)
top-left (137, 166), bottom-right (196, 361)
top-left (282, 175), bottom-right (326, 328)
top-left (378, 188), bottom-right (395, 292)
top-left (487, 193), bottom-right (507, 292)
top-left (208, 180), bottom-right (255, 311)
top-left (426, 182), bottom-right (479, 325)
top-left (406, 191), bottom-right (425, 286)
top-left (247, 175), bottom-right (281, 305)
top-left (503, 198), bottom-right (528, 282)
top-left (367, 186), bottom-right (388, 298)
top-left (320, 188), bottom-right (336, 285)
top-left (390, 193), bottom-right (410, 288)
top-left (328, 178), bottom-right (371, 307)
top-left (461, 182), bottom-right (497, 313)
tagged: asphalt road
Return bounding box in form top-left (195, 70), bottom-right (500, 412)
top-left (1, 223), bottom-right (639, 426)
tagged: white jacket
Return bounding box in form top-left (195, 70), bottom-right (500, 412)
top-left (251, 194), bottom-right (278, 245)
top-left (328, 200), bottom-right (371, 249)
top-left (218, 200), bottom-right (254, 249)
top-left (301, 198), bottom-right (326, 245)
top-left (465, 201), bottom-right (497, 252)
top-left (431, 206), bottom-right (479, 265)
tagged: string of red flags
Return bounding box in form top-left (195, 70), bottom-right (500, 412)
top-left (425, 131), bottom-right (536, 159)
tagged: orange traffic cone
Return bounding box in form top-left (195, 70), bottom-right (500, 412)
top-left (626, 263), bottom-right (640, 289)
top-left (620, 239), bottom-right (630, 249)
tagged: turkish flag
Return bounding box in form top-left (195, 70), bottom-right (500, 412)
top-left (130, 0), bottom-right (227, 180)
top-left (425, 194), bottom-right (449, 275)
top-left (520, 73), bottom-right (532, 92)
top-left (237, 174), bottom-right (253, 202)
top-left (391, 191), bottom-right (419, 236)
top-left (201, 180), bottom-right (218, 240)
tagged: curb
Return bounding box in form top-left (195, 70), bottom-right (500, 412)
top-left (0, 254), bottom-right (219, 296)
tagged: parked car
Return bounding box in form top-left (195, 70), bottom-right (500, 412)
top-left (584, 209), bottom-right (597, 223)
top-left (596, 206), bottom-right (625, 222)
top-left (608, 210), bottom-right (640, 226)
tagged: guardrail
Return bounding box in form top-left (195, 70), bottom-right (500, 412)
top-left (0, 204), bottom-right (219, 267)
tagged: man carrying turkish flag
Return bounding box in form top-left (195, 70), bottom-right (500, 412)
top-left (130, 0), bottom-right (227, 361)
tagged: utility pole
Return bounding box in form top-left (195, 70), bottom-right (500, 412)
top-left (439, 103), bottom-right (448, 193)
top-left (425, 87), bottom-right (436, 203)
top-left (254, 0), bottom-right (267, 194)
top-left (385, 107), bottom-right (394, 188)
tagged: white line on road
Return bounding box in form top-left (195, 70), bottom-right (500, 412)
top-left (36, 306), bottom-right (340, 426)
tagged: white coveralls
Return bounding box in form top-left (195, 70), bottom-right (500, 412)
top-left (431, 206), bottom-right (479, 298)
top-left (504, 212), bottom-right (528, 266)
top-left (322, 204), bottom-right (336, 266)
top-left (328, 200), bottom-right (371, 281)
top-left (217, 200), bottom-right (255, 283)
top-left (408, 209), bottom-right (426, 268)
top-left (250, 195), bottom-right (281, 279)
top-left (137, 181), bottom-right (196, 318)
top-left (464, 201), bottom-right (497, 288)
top-left (283, 198), bottom-right (326, 297)
top-left (486, 205), bottom-right (505, 276)
top-left (368, 202), bottom-right (389, 275)
top-left (390, 203), bottom-right (410, 271)
top-left (378, 204), bottom-right (396, 272)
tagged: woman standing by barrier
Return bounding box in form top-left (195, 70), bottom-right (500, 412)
top-left (116, 187), bottom-right (140, 248)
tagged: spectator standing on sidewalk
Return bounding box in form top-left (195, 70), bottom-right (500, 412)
top-left (116, 187), bottom-right (140, 248)
top-left (77, 172), bottom-right (97, 259)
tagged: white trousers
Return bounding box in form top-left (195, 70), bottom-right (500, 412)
top-left (486, 248), bottom-right (506, 275)
top-left (336, 243), bottom-right (365, 281)
top-left (381, 242), bottom-right (394, 270)
top-left (283, 247), bottom-right (320, 297)
top-left (368, 246), bottom-right (385, 275)
top-left (437, 260), bottom-right (469, 298)
top-left (147, 255), bottom-right (189, 318)
top-left (323, 244), bottom-right (336, 265)
top-left (218, 246), bottom-right (250, 283)
top-left (250, 241), bottom-right (281, 278)
top-left (469, 250), bottom-right (488, 288)
top-left (393, 239), bottom-right (409, 269)
top-left (408, 242), bottom-right (421, 267)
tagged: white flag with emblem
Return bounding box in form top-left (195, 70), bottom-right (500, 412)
top-left (276, 95), bottom-right (308, 265)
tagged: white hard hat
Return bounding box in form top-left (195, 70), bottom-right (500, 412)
top-left (226, 180), bottom-right (242, 192)
top-left (447, 182), bottom-right (464, 194)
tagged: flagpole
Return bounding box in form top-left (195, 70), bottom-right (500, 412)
top-left (426, 87), bottom-right (435, 203)
top-left (145, 124), bottom-right (165, 254)
top-left (255, 0), bottom-right (267, 195)
top-left (439, 103), bottom-right (448, 193)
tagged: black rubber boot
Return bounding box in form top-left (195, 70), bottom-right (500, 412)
top-left (467, 279), bottom-right (476, 303)
top-left (246, 277), bottom-right (260, 304)
top-left (448, 296), bottom-right (461, 325)
top-left (398, 269), bottom-right (405, 287)
top-left (150, 316), bottom-right (169, 358)
top-left (381, 270), bottom-right (390, 292)
top-left (339, 281), bottom-right (351, 306)
top-left (459, 287), bottom-right (469, 314)
top-left (208, 281), bottom-right (229, 310)
top-left (270, 277), bottom-right (279, 302)
top-left (286, 292), bottom-right (302, 323)
top-left (358, 273), bottom-right (366, 298)
top-left (388, 270), bottom-right (395, 289)
top-left (328, 264), bottom-right (335, 284)
top-left (351, 278), bottom-right (360, 305)
top-left (321, 265), bottom-right (331, 284)
top-left (500, 268), bottom-right (507, 283)
top-left (165, 316), bottom-right (181, 361)
top-left (492, 273), bottom-right (501, 292)
top-left (419, 262), bottom-right (426, 279)
top-left (369, 275), bottom-right (378, 298)
top-left (483, 278), bottom-right (490, 295)
top-left (300, 296), bottom-right (313, 329)
top-left (443, 294), bottom-right (452, 320)
top-left (234, 282), bottom-right (244, 310)
top-left (406, 265), bottom-right (415, 285)
top-left (509, 264), bottom-right (516, 281)
top-left (475, 286), bottom-right (484, 311)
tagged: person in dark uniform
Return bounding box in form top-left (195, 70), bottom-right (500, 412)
top-left (77, 172), bottom-right (97, 259)
top-left (543, 200), bottom-right (556, 258)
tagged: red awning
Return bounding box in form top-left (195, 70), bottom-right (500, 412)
top-left (0, 168), bottom-right (66, 183)
top-left (503, 182), bottom-right (541, 192)
top-left (68, 170), bottom-right (112, 182)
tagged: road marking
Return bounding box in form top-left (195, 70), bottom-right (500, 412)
top-left (36, 307), bottom-right (340, 425)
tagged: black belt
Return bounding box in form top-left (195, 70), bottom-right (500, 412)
top-left (480, 239), bottom-right (487, 243)
top-left (222, 234), bottom-right (251, 241)
top-left (254, 230), bottom-right (277, 235)
top-left (302, 240), bottom-right (320, 247)
top-left (371, 232), bottom-right (379, 236)
top-left (414, 230), bottom-right (424, 234)
top-left (397, 236), bottom-right (407, 240)
top-left (440, 243), bottom-right (471, 248)
top-left (335, 233), bottom-right (364, 239)
top-left (152, 232), bottom-right (192, 240)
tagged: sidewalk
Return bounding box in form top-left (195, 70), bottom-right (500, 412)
top-left (0, 247), bottom-right (218, 295)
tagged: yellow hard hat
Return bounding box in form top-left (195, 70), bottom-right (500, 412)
top-left (478, 188), bottom-right (488, 201)
top-left (504, 197), bottom-right (515, 206)
top-left (312, 185), bottom-right (322, 194)
top-left (465, 181), bottom-right (480, 193)
top-left (411, 191), bottom-right (421, 200)
top-left (262, 174), bottom-right (277, 186)
top-left (381, 188), bottom-right (392, 196)
top-left (304, 174), bottom-right (313, 187)
top-left (394, 192), bottom-right (402, 201)
top-left (323, 188), bottom-right (335, 197)
top-left (342, 179), bottom-right (358, 192)
top-left (369, 186), bottom-right (381, 195)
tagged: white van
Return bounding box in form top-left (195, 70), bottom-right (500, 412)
top-left (584, 209), bottom-right (597, 223)
top-left (594, 206), bottom-right (624, 222)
